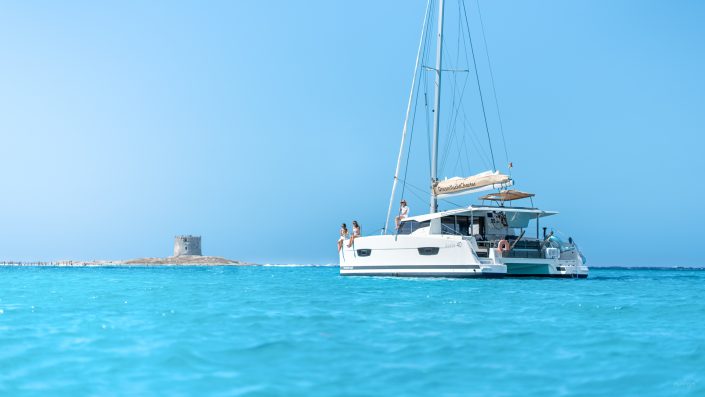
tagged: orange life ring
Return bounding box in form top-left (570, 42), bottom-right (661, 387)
top-left (497, 239), bottom-right (511, 253)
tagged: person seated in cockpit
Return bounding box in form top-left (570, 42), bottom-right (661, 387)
top-left (543, 231), bottom-right (560, 249)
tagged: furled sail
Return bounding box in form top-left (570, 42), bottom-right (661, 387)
top-left (433, 171), bottom-right (512, 198)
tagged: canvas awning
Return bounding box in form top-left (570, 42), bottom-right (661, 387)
top-left (480, 190), bottom-right (535, 202)
top-left (403, 205), bottom-right (558, 223)
top-left (433, 171), bottom-right (512, 198)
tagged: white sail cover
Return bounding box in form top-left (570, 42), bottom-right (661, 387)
top-left (433, 170), bottom-right (512, 198)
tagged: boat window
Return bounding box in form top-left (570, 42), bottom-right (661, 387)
top-left (441, 217), bottom-right (458, 235)
top-left (356, 249), bottom-right (371, 257)
top-left (397, 220), bottom-right (430, 235)
top-left (457, 216), bottom-right (470, 236)
top-left (440, 216), bottom-right (471, 236)
top-left (417, 247), bottom-right (440, 255)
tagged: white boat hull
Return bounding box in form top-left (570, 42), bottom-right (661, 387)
top-left (339, 235), bottom-right (588, 278)
top-left (339, 235), bottom-right (506, 277)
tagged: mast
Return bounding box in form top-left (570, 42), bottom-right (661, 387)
top-left (430, 0), bottom-right (445, 214)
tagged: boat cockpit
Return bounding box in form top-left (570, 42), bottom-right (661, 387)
top-left (398, 204), bottom-right (582, 261)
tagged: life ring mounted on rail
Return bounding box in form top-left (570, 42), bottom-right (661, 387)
top-left (497, 239), bottom-right (511, 253)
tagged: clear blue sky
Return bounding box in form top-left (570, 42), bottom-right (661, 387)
top-left (1, 1), bottom-right (703, 265)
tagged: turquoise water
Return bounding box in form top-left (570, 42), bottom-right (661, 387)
top-left (0, 266), bottom-right (703, 396)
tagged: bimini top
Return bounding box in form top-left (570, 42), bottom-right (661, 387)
top-left (480, 190), bottom-right (535, 202)
top-left (404, 205), bottom-right (558, 224)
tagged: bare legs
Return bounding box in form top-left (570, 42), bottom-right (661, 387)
top-left (395, 215), bottom-right (403, 229)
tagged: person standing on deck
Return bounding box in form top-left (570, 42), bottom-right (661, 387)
top-left (395, 200), bottom-right (410, 229)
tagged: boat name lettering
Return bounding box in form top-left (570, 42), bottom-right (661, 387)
top-left (435, 181), bottom-right (477, 193)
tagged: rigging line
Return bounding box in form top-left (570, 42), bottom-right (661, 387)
top-left (409, 5), bottom-right (434, 168)
top-left (453, 133), bottom-right (472, 178)
top-left (456, 7), bottom-right (476, 176)
top-left (460, 0), bottom-right (496, 171)
top-left (398, 177), bottom-right (466, 212)
top-left (452, 134), bottom-right (466, 176)
top-left (442, 10), bottom-right (461, 178)
top-left (444, 0), bottom-right (467, 178)
top-left (437, 43), bottom-right (460, 174)
top-left (423, 78), bottom-right (432, 174)
top-left (439, 11), bottom-right (468, 176)
top-left (438, 196), bottom-right (467, 208)
top-left (385, 0), bottom-right (433, 234)
top-left (406, 186), bottom-right (429, 206)
top-left (403, 47), bottom-right (428, 197)
top-left (475, 0), bottom-right (510, 170)
top-left (459, 135), bottom-right (470, 176)
top-left (461, 132), bottom-right (473, 176)
top-left (401, 1), bottom-right (435, 206)
top-left (439, 59), bottom-right (469, 173)
top-left (396, 177), bottom-right (431, 205)
top-left (460, 107), bottom-right (492, 170)
top-left (440, 17), bottom-right (472, 175)
top-left (401, 0), bottom-right (434, 205)
top-left (440, 71), bottom-right (470, 174)
top-left (422, 2), bottom-right (435, 176)
top-left (396, 177), bottom-right (430, 196)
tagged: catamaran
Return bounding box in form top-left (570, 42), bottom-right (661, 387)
top-left (339, 0), bottom-right (587, 278)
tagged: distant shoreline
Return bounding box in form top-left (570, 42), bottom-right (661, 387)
top-left (0, 255), bottom-right (254, 267)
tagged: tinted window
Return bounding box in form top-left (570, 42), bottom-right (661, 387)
top-left (418, 247), bottom-right (440, 255)
top-left (357, 249), bottom-right (371, 257)
top-left (440, 216), bottom-right (471, 236)
top-left (397, 220), bottom-right (430, 235)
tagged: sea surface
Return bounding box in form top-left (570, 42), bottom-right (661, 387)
top-left (0, 266), bottom-right (703, 397)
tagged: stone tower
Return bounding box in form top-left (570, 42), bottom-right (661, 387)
top-left (174, 235), bottom-right (202, 256)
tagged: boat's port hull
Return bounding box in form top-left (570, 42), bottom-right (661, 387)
top-left (339, 235), bottom-right (588, 278)
top-left (339, 235), bottom-right (505, 277)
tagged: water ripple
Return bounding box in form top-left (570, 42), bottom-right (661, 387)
top-left (0, 266), bottom-right (704, 396)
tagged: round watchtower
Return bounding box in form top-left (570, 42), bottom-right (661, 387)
top-left (174, 235), bottom-right (202, 256)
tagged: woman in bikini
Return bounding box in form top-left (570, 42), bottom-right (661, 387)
top-left (347, 221), bottom-right (361, 247)
top-left (337, 223), bottom-right (349, 252)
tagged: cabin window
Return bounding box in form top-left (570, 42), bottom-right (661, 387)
top-left (417, 247), bottom-right (440, 255)
top-left (357, 249), bottom-right (371, 257)
top-left (397, 220), bottom-right (430, 235)
top-left (441, 217), bottom-right (457, 235)
top-left (440, 216), bottom-right (471, 236)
